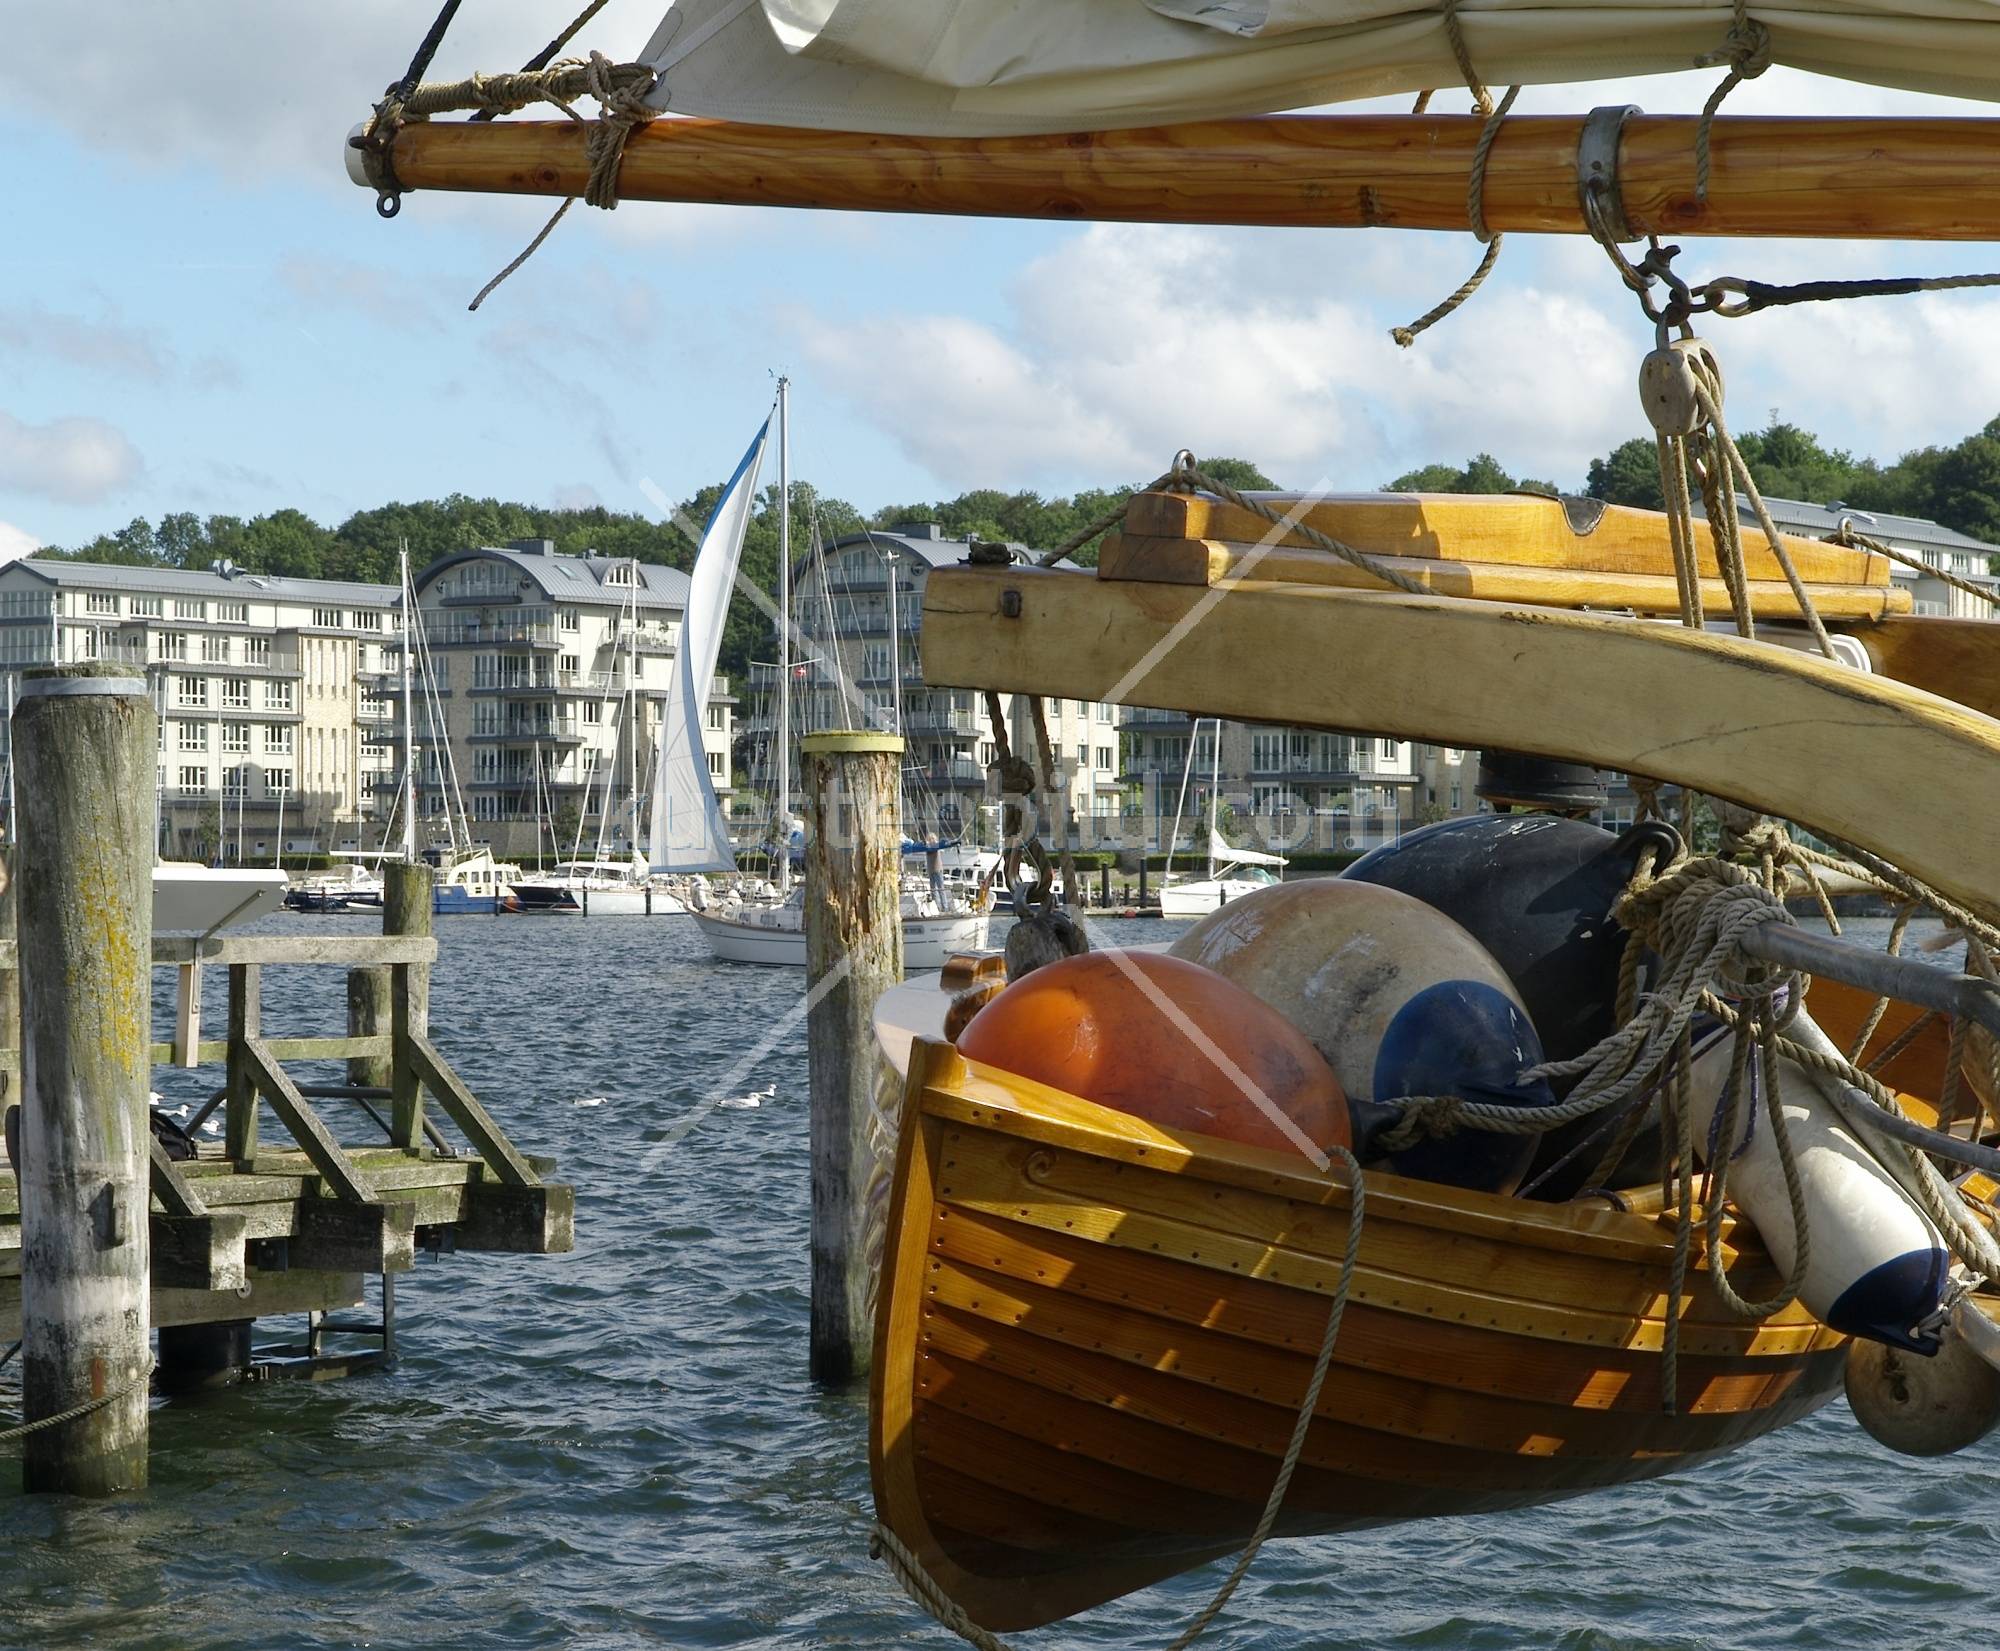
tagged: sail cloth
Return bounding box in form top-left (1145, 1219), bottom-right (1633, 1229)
top-left (1209, 827), bottom-right (1285, 868)
top-left (648, 415), bottom-right (771, 875)
top-left (641, 1), bottom-right (2000, 136)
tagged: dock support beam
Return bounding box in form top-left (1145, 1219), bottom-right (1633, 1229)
top-left (349, 861), bottom-right (430, 1093)
top-left (15, 665), bottom-right (154, 1493)
top-left (803, 731), bottom-right (905, 1385)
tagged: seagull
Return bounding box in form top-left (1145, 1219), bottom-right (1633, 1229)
top-left (718, 1083), bottom-right (777, 1111)
top-left (199, 1118), bottom-right (221, 1136)
top-left (573, 1096), bottom-right (607, 1108)
top-left (172, 1104), bottom-right (191, 1120)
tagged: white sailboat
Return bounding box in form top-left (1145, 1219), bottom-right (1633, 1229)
top-left (681, 383), bottom-right (988, 967)
top-left (1157, 718), bottom-right (1286, 918)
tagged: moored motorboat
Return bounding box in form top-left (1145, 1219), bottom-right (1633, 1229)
top-left (153, 863), bottom-right (288, 933)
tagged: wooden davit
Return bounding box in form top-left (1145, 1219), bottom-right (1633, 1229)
top-left (873, 1040), bottom-right (1848, 1633)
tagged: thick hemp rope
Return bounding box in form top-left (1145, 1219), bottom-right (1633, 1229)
top-left (1392, 0), bottom-right (1518, 347)
top-left (871, 1148), bottom-right (1365, 1651)
top-left (1693, 1), bottom-right (1774, 204)
top-left (0, 1360), bottom-right (155, 1445)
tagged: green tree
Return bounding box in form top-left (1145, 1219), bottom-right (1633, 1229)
top-left (1192, 456), bottom-right (1278, 491)
top-left (1584, 438), bottom-right (1665, 510)
top-left (1387, 454), bottom-right (1555, 496)
top-left (1927, 418), bottom-right (2000, 541)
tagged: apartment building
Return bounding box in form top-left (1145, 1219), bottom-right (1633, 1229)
top-left (389, 539), bottom-right (735, 861)
top-left (763, 525), bottom-right (1123, 849)
top-left (1120, 713), bottom-right (1420, 854)
top-left (0, 558), bottom-right (400, 859)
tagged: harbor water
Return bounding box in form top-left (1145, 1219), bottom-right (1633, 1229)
top-left (3, 912), bottom-right (1996, 1650)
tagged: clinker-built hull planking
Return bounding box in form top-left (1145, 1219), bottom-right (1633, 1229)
top-left (874, 1040), bottom-right (1849, 1633)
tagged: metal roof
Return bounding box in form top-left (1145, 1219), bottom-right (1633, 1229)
top-left (6, 558), bottom-right (398, 606)
top-left (416, 541), bottom-right (692, 610)
top-left (1719, 496), bottom-right (2000, 556)
top-left (808, 527), bottom-right (1029, 578)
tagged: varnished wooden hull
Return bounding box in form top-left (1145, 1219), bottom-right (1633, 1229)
top-left (872, 1039), bottom-right (1849, 1633)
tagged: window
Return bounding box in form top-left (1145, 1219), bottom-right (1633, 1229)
top-left (201, 634), bottom-right (230, 663)
top-left (707, 751), bottom-right (724, 776)
top-left (1097, 747), bottom-right (1114, 772)
top-left (159, 632), bottom-right (188, 662)
top-left (1098, 704), bottom-right (1114, 723)
top-left (130, 596), bottom-right (161, 618)
top-left (86, 592), bottom-right (119, 615)
top-left (265, 768), bottom-right (292, 796)
top-left (311, 607), bottom-right (342, 628)
top-left (178, 765), bottom-right (205, 793)
top-left (1379, 738), bottom-right (1400, 762)
top-left (179, 676), bottom-right (208, 708)
top-left (583, 701), bottom-right (603, 725)
top-left (473, 702), bottom-right (499, 736)
top-left (175, 599), bottom-right (206, 620)
top-left (220, 679), bottom-right (250, 710)
top-left (472, 653), bottom-right (499, 689)
top-left (1450, 784), bottom-right (1463, 811)
top-left (217, 601), bottom-right (248, 624)
top-left (1076, 744), bottom-right (1089, 775)
top-left (559, 653), bottom-right (580, 676)
top-left (245, 635), bottom-right (271, 665)
top-left (76, 628), bottom-right (101, 660)
top-left (605, 561), bottom-right (636, 586)
top-left (706, 704), bottom-right (724, 730)
top-left (221, 723), bottom-right (249, 754)
top-left (265, 681), bottom-right (293, 711)
top-left (582, 750), bottom-right (602, 774)
top-left (264, 725), bottom-right (293, 756)
top-left (222, 765), bottom-right (248, 798)
top-left (354, 610), bottom-right (382, 631)
top-left (178, 721), bottom-right (208, 752)
top-left (560, 608), bottom-right (580, 632)
top-left (1074, 700), bottom-right (1090, 719)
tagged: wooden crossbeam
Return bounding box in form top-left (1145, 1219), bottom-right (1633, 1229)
top-left (148, 1034), bottom-right (394, 1068)
top-left (405, 1033), bottom-right (540, 1188)
top-left (238, 1036), bottom-right (377, 1205)
top-left (148, 1138), bottom-right (209, 1220)
top-left (153, 935), bottom-right (439, 967)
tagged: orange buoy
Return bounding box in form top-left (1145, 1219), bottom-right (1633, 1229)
top-left (956, 950), bottom-right (1350, 1157)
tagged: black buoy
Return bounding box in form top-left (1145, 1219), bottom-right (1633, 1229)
top-left (1344, 813), bottom-right (1677, 1198)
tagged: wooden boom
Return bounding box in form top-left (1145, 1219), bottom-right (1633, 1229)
top-left (382, 113), bottom-right (2000, 239)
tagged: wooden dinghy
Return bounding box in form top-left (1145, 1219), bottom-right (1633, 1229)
top-left (873, 1037), bottom-right (1850, 1633)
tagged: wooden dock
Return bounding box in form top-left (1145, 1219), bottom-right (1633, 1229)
top-left (1, 908), bottom-right (573, 1383)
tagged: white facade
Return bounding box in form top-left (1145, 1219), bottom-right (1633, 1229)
top-left (0, 559), bottom-right (399, 859)
top-left (394, 539), bottom-right (735, 862)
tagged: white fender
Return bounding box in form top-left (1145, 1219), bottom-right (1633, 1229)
top-left (1687, 1009), bottom-right (1948, 1350)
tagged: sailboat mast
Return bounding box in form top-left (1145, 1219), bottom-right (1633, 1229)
top-left (885, 542), bottom-right (903, 736)
top-left (399, 544), bottom-right (418, 864)
top-left (1205, 719), bottom-right (1220, 881)
top-left (775, 374), bottom-right (792, 895)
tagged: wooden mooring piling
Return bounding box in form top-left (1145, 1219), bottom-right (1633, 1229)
top-left (803, 731), bottom-right (904, 1386)
top-left (0, 664), bottom-right (574, 1492)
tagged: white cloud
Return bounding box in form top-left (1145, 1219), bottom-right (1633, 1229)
top-left (0, 412), bottom-right (143, 505)
top-left (0, 302), bottom-right (238, 389)
top-left (791, 222), bottom-right (1641, 491)
top-left (0, 4), bottom-right (669, 185)
top-left (0, 521), bottom-right (41, 564)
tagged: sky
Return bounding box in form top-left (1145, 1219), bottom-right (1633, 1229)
top-left (5, 3), bottom-right (2000, 560)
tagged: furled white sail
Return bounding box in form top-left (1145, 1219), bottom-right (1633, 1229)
top-left (1208, 827), bottom-right (1286, 868)
top-left (642, 1), bottom-right (2000, 136)
top-left (648, 414), bottom-right (771, 874)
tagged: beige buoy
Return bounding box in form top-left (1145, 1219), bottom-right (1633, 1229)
top-left (1844, 1327), bottom-right (2000, 1456)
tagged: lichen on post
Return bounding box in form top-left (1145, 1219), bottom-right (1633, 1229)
top-left (14, 663), bottom-right (155, 1493)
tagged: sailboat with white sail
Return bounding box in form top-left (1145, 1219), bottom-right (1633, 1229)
top-left (678, 382), bottom-right (989, 967)
top-left (1157, 717), bottom-right (1287, 918)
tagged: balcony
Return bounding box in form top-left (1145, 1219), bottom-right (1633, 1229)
top-left (422, 616), bottom-right (560, 648)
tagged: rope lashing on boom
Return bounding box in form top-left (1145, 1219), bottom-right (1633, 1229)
top-left (1693, 1), bottom-right (1774, 204)
top-left (1391, 0), bottom-right (1519, 347)
top-left (872, 1148), bottom-right (1366, 1651)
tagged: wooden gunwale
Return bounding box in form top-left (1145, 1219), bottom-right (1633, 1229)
top-left (935, 1145), bottom-right (1826, 1355)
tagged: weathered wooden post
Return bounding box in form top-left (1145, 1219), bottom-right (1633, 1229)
top-left (385, 862), bottom-right (434, 1149)
top-left (348, 861), bottom-right (431, 1093)
top-left (14, 664), bottom-right (154, 1493)
top-left (0, 847), bottom-right (19, 1163)
top-left (802, 731), bottom-right (904, 1385)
